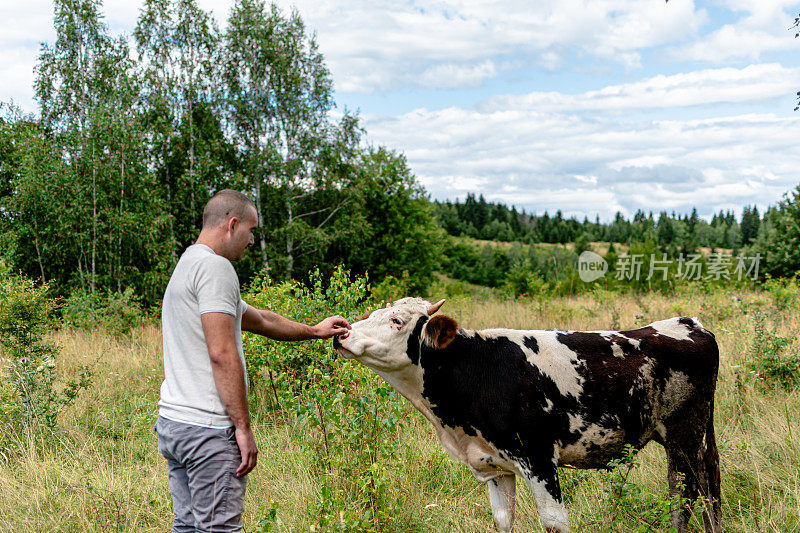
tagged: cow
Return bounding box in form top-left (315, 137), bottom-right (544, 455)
top-left (332, 297), bottom-right (721, 533)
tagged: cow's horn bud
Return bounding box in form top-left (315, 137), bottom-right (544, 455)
top-left (427, 299), bottom-right (446, 316)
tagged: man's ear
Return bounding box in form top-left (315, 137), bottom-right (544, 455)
top-left (226, 216), bottom-right (237, 234)
top-left (424, 314), bottom-right (458, 349)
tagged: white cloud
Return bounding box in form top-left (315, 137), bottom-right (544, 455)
top-left (481, 63), bottom-right (800, 112)
top-left (274, 0), bottom-right (708, 92)
top-left (362, 101), bottom-right (800, 220)
top-left (670, 0), bottom-right (798, 63)
top-left (418, 61), bottom-right (497, 89)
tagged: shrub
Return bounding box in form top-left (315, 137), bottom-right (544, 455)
top-left (62, 287), bottom-right (143, 335)
top-left (747, 312), bottom-right (800, 388)
top-left (242, 267), bottom-right (407, 529)
top-left (242, 266), bottom-right (369, 392)
top-left (603, 444), bottom-right (708, 531)
top-left (504, 259), bottom-right (547, 298)
top-left (762, 276), bottom-right (800, 311)
top-left (370, 271), bottom-right (413, 305)
top-left (0, 272), bottom-right (90, 435)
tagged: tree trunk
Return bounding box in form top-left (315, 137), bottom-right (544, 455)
top-left (91, 138), bottom-right (97, 294)
top-left (254, 180), bottom-right (269, 276)
top-left (188, 90), bottom-right (195, 222)
top-left (286, 197), bottom-right (293, 279)
top-left (166, 164), bottom-right (177, 263)
top-left (118, 132), bottom-right (125, 293)
top-left (32, 218), bottom-right (45, 281)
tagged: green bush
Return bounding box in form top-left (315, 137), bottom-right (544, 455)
top-left (62, 287), bottom-right (144, 335)
top-left (747, 312), bottom-right (800, 388)
top-left (243, 267), bottom-right (408, 529)
top-left (370, 271), bottom-right (413, 305)
top-left (504, 259), bottom-right (547, 298)
top-left (0, 272), bottom-right (90, 436)
top-left (762, 276), bottom-right (800, 311)
top-left (603, 445), bottom-right (708, 532)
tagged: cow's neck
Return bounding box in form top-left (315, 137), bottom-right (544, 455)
top-left (372, 364), bottom-right (439, 422)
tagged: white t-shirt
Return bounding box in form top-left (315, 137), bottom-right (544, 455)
top-left (158, 244), bottom-right (248, 428)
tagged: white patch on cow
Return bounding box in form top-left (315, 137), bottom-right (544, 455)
top-left (661, 370), bottom-right (692, 415)
top-left (544, 398), bottom-right (554, 412)
top-left (649, 317), bottom-right (694, 342)
top-left (599, 331), bottom-right (641, 351)
top-left (558, 422), bottom-right (623, 465)
top-left (524, 330), bottom-right (585, 398)
top-left (611, 343), bottom-right (624, 358)
top-left (522, 473), bottom-right (570, 533)
top-left (568, 413), bottom-right (584, 433)
top-left (430, 421), bottom-right (516, 483)
top-left (629, 358), bottom-right (655, 396)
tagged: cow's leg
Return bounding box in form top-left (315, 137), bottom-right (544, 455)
top-left (664, 404), bottom-right (721, 532)
top-left (665, 445), bottom-right (695, 532)
top-left (487, 474), bottom-right (516, 532)
top-left (702, 399), bottom-right (723, 532)
top-left (520, 462), bottom-right (569, 533)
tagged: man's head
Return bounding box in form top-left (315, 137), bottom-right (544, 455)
top-left (200, 189), bottom-right (258, 261)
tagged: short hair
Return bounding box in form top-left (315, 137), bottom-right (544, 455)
top-left (202, 189), bottom-right (256, 229)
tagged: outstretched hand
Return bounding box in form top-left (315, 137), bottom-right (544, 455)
top-left (312, 315), bottom-right (351, 339)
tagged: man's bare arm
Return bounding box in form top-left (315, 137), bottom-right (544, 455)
top-left (241, 304), bottom-right (350, 340)
top-left (201, 312), bottom-right (257, 477)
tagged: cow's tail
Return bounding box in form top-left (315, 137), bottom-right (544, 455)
top-left (703, 394), bottom-right (722, 531)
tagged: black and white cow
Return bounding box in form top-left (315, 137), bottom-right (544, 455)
top-left (333, 297), bottom-right (721, 532)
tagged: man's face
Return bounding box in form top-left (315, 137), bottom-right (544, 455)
top-left (230, 206), bottom-right (258, 261)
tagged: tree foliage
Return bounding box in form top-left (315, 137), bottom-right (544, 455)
top-left (0, 0), bottom-right (442, 303)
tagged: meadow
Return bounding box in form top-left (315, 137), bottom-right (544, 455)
top-left (1, 282), bottom-right (799, 532)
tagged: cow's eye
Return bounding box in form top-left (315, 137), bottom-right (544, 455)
top-left (391, 317), bottom-right (403, 326)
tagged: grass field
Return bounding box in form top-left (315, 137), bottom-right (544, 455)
top-left (1, 287), bottom-right (798, 531)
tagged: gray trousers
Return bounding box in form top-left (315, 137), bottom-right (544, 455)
top-left (155, 416), bottom-right (247, 532)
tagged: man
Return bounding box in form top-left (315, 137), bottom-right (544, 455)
top-left (155, 189), bottom-right (350, 532)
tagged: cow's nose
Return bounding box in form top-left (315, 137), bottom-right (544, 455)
top-left (333, 333), bottom-right (348, 348)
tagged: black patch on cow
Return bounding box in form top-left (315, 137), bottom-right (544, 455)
top-left (406, 316), bottom-right (429, 365)
top-left (523, 336), bottom-right (539, 353)
top-left (419, 334), bottom-right (576, 502)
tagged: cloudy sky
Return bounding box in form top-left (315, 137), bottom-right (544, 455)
top-left (3, 0), bottom-right (800, 220)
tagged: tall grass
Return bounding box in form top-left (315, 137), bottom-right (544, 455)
top-left (1, 288), bottom-right (799, 531)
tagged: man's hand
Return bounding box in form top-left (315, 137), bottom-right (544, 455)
top-left (234, 425), bottom-right (258, 477)
top-left (312, 315), bottom-right (351, 339)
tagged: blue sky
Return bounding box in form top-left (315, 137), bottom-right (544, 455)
top-left (2, 0), bottom-right (800, 221)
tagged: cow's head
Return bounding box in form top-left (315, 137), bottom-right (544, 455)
top-left (333, 297), bottom-right (458, 371)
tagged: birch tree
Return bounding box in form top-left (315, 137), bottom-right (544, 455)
top-left (135, 0), bottom-right (220, 255)
top-left (35, 0), bottom-right (113, 293)
top-left (224, 0), bottom-right (348, 279)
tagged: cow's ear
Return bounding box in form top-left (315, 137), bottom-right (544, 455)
top-left (424, 314), bottom-right (458, 349)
